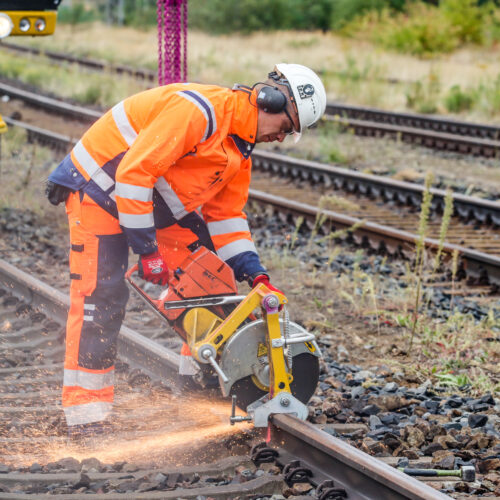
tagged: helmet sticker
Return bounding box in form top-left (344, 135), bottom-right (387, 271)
top-left (297, 84), bottom-right (315, 99)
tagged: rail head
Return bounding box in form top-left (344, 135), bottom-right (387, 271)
top-left (269, 413), bottom-right (452, 500)
top-left (0, 258), bottom-right (181, 380)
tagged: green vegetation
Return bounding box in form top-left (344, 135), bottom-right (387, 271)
top-left (330, 0), bottom-right (406, 30)
top-left (0, 52), bottom-right (147, 108)
top-left (0, 128), bottom-right (58, 216)
top-left (57, 1), bottom-right (500, 56)
top-left (343, 0), bottom-right (500, 56)
top-left (444, 85), bottom-right (475, 113)
top-left (405, 72), bottom-right (441, 114)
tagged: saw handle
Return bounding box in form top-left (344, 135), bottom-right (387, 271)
top-left (125, 264), bottom-right (164, 311)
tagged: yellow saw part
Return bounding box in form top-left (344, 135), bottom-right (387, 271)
top-left (0, 114), bottom-right (7, 134)
top-left (183, 307), bottom-right (223, 347)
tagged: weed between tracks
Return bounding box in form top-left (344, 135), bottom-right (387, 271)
top-left (257, 178), bottom-right (499, 395)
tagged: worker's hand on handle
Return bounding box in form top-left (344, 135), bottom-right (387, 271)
top-left (138, 250), bottom-right (169, 286)
top-left (45, 181), bottom-right (73, 206)
top-left (251, 273), bottom-right (284, 296)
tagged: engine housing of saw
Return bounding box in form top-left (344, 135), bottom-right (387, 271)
top-left (130, 246), bottom-right (321, 412)
top-left (160, 248), bottom-right (240, 339)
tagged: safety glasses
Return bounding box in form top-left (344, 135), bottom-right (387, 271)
top-left (283, 107), bottom-right (298, 135)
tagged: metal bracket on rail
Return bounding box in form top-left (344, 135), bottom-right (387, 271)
top-left (250, 442), bottom-right (279, 464)
top-left (316, 479), bottom-right (348, 499)
top-left (283, 459), bottom-right (313, 486)
top-left (246, 391), bottom-right (308, 427)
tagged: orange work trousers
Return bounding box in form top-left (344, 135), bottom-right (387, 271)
top-left (62, 192), bottom-right (129, 426)
top-left (62, 193), bottom-right (201, 426)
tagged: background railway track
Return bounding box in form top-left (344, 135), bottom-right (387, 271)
top-left (0, 259), bottom-right (457, 499)
top-left (1, 82), bottom-right (498, 287)
top-left (2, 42), bottom-right (500, 156)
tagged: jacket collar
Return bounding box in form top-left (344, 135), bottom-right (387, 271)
top-left (230, 89), bottom-right (258, 145)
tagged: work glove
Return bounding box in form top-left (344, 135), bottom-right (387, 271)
top-left (251, 273), bottom-right (285, 296)
top-left (138, 250), bottom-right (169, 286)
top-left (45, 180), bottom-right (73, 206)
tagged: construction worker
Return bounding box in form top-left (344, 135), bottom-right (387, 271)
top-left (46, 63), bottom-right (326, 439)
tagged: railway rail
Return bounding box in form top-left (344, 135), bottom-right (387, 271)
top-left (2, 43), bottom-right (500, 156)
top-left (1, 83), bottom-right (499, 286)
top-left (0, 258), bottom-right (455, 499)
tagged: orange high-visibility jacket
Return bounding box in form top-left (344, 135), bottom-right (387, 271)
top-left (49, 83), bottom-right (266, 280)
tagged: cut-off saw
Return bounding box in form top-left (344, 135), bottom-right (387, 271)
top-left (126, 246), bottom-right (321, 427)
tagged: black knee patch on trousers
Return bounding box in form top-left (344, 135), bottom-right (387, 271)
top-left (78, 233), bottom-right (129, 370)
top-left (79, 284), bottom-right (129, 370)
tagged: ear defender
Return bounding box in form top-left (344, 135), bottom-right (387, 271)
top-left (256, 86), bottom-right (287, 114)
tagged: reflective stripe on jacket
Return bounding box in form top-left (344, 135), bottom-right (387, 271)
top-left (49, 83), bottom-right (265, 279)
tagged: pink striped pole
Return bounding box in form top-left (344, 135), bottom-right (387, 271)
top-left (157, 0), bottom-right (188, 85)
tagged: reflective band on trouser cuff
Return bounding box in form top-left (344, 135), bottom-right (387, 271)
top-left (216, 239), bottom-right (257, 261)
top-left (176, 90), bottom-right (217, 142)
top-left (118, 211), bottom-right (155, 229)
top-left (73, 140), bottom-right (115, 192)
top-left (207, 218), bottom-right (250, 237)
top-left (116, 182), bottom-right (153, 202)
top-left (155, 177), bottom-right (188, 219)
top-left (64, 401), bottom-right (112, 426)
top-left (83, 303), bottom-right (95, 321)
top-left (64, 368), bottom-right (114, 391)
top-left (111, 101), bottom-right (138, 147)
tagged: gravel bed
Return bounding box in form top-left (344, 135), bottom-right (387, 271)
top-left (310, 360), bottom-right (500, 497)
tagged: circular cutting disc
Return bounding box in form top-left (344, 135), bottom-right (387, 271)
top-left (230, 352), bottom-right (319, 411)
top-left (220, 318), bottom-right (320, 411)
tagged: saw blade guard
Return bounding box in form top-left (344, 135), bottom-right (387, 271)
top-left (219, 318), bottom-right (320, 411)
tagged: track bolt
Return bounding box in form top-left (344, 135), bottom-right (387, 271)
top-left (280, 396), bottom-right (290, 407)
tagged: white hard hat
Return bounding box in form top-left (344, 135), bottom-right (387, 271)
top-left (272, 63), bottom-right (326, 143)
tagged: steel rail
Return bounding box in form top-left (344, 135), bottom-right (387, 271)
top-left (1, 80), bottom-right (498, 225)
top-left (3, 118), bottom-right (499, 284)
top-left (326, 102), bottom-right (500, 140)
top-left (252, 150), bottom-right (500, 225)
top-left (269, 413), bottom-right (451, 500)
top-left (249, 189), bottom-right (500, 285)
top-left (0, 259), bottom-right (180, 382)
top-left (0, 258), bottom-right (453, 499)
top-left (2, 42), bottom-right (500, 157)
top-left (0, 81), bottom-right (101, 122)
top-left (1, 42), bottom-right (498, 144)
top-left (327, 115), bottom-right (500, 157)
